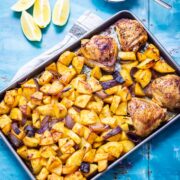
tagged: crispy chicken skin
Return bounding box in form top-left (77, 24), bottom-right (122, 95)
top-left (148, 75), bottom-right (180, 111)
top-left (80, 35), bottom-right (118, 72)
top-left (128, 98), bottom-right (166, 137)
top-left (116, 19), bottom-right (148, 52)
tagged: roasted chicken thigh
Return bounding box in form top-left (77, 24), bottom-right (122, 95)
top-left (116, 19), bottom-right (148, 52)
top-left (80, 35), bottom-right (118, 72)
top-left (148, 74), bottom-right (180, 111)
top-left (128, 98), bottom-right (166, 137)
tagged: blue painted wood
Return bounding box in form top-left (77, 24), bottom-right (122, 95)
top-left (0, 0), bottom-right (179, 179)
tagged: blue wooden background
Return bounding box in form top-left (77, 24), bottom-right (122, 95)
top-left (0, 0), bottom-right (180, 179)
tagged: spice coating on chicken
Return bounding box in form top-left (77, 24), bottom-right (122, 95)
top-left (116, 19), bottom-right (148, 52)
top-left (150, 74), bottom-right (180, 111)
top-left (128, 98), bottom-right (166, 137)
top-left (80, 35), bottom-right (118, 72)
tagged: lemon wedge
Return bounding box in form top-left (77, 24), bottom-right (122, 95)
top-left (11, 0), bottom-right (35, 12)
top-left (33, 0), bottom-right (51, 28)
top-left (52, 0), bottom-right (70, 26)
top-left (21, 11), bottom-right (42, 41)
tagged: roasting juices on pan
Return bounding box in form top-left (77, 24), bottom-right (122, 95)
top-left (0, 18), bottom-right (179, 180)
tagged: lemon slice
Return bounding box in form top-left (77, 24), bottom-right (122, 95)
top-left (52, 0), bottom-right (70, 26)
top-left (11, 0), bottom-right (35, 12)
top-left (21, 11), bottom-right (42, 41)
top-left (33, 0), bottom-right (51, 28)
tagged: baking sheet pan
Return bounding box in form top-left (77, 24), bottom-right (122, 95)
top-left (0, 10), bottom-right (179, 180)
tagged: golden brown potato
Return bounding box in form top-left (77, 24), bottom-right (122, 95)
top-left (36, 167), bottom-right (49, 180)
top-left (98, 160), bottom-right (108, 172)
top-left (119, 51), bottom-right (136, 61)
top-left (0, 101), bottom-right (10, 115)
top-left (115, 102), bottom-right (128, 116)
top-left (27, 149), bottom-right (41, 160)
top-left (60, 68), bottom-right (77, 85)
top-left (101, 117), bottom-right (116, 128)
top-left (134, 83), bottom-right (145, 97)
top-left (17, 146), bottom-right (28, 159)
top-left (98, 142), bottom-right (123, 158)
top-left (66, 149), bottom-right (84, 167)
top-left (137, 58), bottom-right (155, 69)
top-left (87, 77), bottom-right (102, 92)
top-left (58, 51), bottom-right (76, 66)
top-left (105, 86), bottom-right (118, 95)
top-left (121, 61), bottom-right (139, 72)
top-left (40, 131), bottom-right (54, 146)
top-left (23, 136), bottom-right (40, 147)
top-left (48, 173), bottom-right (63, 180)
top-left (31, 158), bottom-right (42, 174)
top-left (153, 60), bottom-right (175, 73)
top-left (74, 95), bottom-right (92, 108)
top-left (76, 80), bottom-right (93, 95)
top-left (110, 95), bottom-right (121, 114)
top-left (99, 75), bottom-right (113, 82)
top-left (57, 62), bottom-right (69, 75)
top-left (134, 69), bottom-right (152, 88)
top-left (10, 108), bottom-right (22, 121)
top-left (120, 140), bottom-right (135, 153)
top-left (0, 115), bottom-right (11, 129)
top-left (117, 86), bottom-right (131, 102)
top-left (90, 66), bottom-right (102, 80)
top-left (86, 101), bottom-right (103, 114)
top-left (83, 149), bottom-right (96, 163)
top-left (120, 68), bottom-right (133, 86)
top-left (45, 62), bottom-right (57, 72)
top-left (40, 146), bottom-right (57, 159)
top-left (38, 71), bottom-right (53, 85)
top-left (144, 44), bottom-right (160, 61)
top-left (72, 56), bottom-right (85, 74)
top-left (137, 52), bottom-right (147, 62)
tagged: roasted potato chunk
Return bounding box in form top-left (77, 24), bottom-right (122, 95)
top-left (58, 51), bottom-right (76, 66)
top-left (38, 71), bottom-right (53, 85)
top-left (60, 68), bottom-right (77, 85)
top-left (120, 68), bottom-right (133, 86)
top-left (134, 69), bottom-right (152, 88)
top-left (0, 115), bottom-right (12, 129)
top-left (137, 58), bottom-right (155, 69)
top-left (118, 51), bottom-right (136, 61)
top-left (121, 61), bottom-right (139, 72)
top-left (87, 77), bottom-right (102, 92)
top-left (36, 167), bottom-right (49, 180)
top-left (76, 80), bottom-right (93, 94)
top-left (90, 66), bottom-right (102, 80)
top-left (121, 140), bottom-right (135, 153)
top-left (74, 95), bottom-right (92, 108)
top-left (144, 44), bottom-right (160, 61)
top-left (153, 59), bottom-right (175, 73)
top-left (110, 95), bottom-right (121, 114)
top-left (0, 101), bottom-right (10, 115)
top-left (80, 110), bottom-right (99, 125)
top-left (134, 83), bottom-right (145, 97)
top-left (137, 52), bottom-right (147, 62)
top-left (116, 102), bottom-right (128, 116)
top-left (72, 56), bottom-right (85, 74)
top-left (31, 158), bottom-right (42, 174)
top-left (10, 108), bottom-right (22, 121)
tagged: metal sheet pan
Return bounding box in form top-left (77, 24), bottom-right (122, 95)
top-left (0, 10), bottom-right (179, 180)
